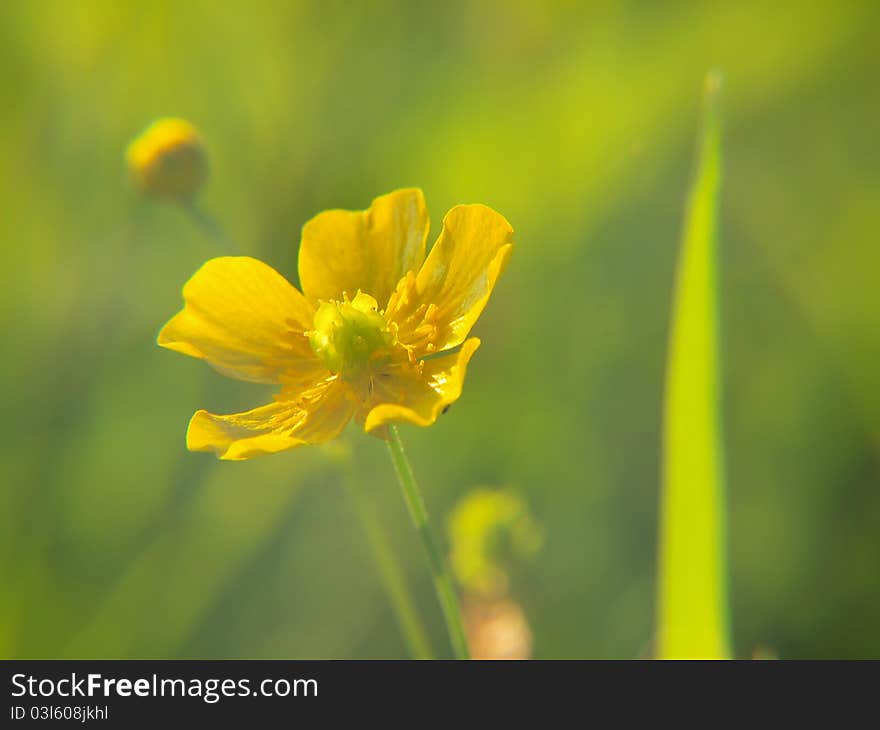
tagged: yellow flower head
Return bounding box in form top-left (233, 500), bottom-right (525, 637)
top-left (127, 118), bottom-right (209, 200)
top-left (158, 189), bottom-right (514, 459)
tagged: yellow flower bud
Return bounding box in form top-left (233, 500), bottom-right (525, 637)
top-left (126, 118), bottom-right (209, 200)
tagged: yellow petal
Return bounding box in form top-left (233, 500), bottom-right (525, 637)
top-left (386, 205), bottom-right (513, 355)
top-left (298, 188), bottom-right (429, 308)
top-left (158, 256), bottom-right (321, 385)
top-left (187, 379), bottom-right (354, 460)
top-left (361, 338), bottom-right (481, 433)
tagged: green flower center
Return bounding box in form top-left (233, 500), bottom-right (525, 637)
top-left (308, 291), bottom-right (394, 379)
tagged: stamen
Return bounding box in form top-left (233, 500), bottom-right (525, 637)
top-left (308, 291), bottom-right (396, 380)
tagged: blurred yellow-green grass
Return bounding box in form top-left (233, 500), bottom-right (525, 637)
top-left (1, 0), bottom-right (879, 658)
top-left (657, 71), bottom-right (729, 659)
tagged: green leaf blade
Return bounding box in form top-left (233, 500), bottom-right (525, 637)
top-left (656, 70), bottom-right (731, 660)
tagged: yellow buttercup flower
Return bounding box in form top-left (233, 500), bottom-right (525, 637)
top-left (158, 189), bottom-right (514, 460)
top-left (127, 118), bottom-right (209, 200)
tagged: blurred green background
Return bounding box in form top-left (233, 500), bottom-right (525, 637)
top-left (1, 0), bottom-right (878, 659)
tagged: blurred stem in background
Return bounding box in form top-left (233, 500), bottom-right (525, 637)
top-left (387, 425), bottom-right (470, 660)
top-left (3, 203), bottom-right (156, 655)
top-left (656, 70), bottom-right (731, 659)
top-left (340, 452), bottom-right (434, 659)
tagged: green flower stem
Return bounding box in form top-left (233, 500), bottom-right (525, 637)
top-left (341, 463), bottom-right (434, 660)
top-left (386, 425), bottom-right (470, 660)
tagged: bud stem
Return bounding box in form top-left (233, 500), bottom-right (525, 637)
top-left (182, 201), bottom-right (241, 255)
